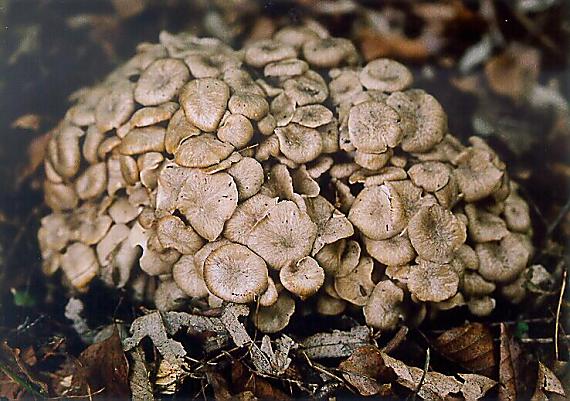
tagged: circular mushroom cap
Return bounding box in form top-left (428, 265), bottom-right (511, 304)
top-left (156, 215), bottom-right (204, 255)
top-left (227, 157), bottom-right (264, 201)
top-left (217, 113), bottom-right (254, 149)
top-left (134, 58), bottom-right (190, 106)
top-left (475, 233), bottom-right (530, 283)
top-left (464, 203), bottom-right (509, 243)
top-left (407, 259), bottom-right (459, 302)
top-left (244, 39), bottom-right (297, 68)
top-left (203, 243), bottom-right (268, 303)
top-left (61, 242), bottom-right (100, 289)
top-left (264, 58), bottom-right (309, 77)
top-left (179, 78), bottom-right (230, 132)
top-left (252, 291), bottom-right (296, 333)
top-left (228, 93), bottom-right (269, 121)
top-left (172, 255), bottom-right (209, 299)
top-left (467, 296), bottom-right (496, 317)
top-left (280, 256), bottom-right (324, 299)
top-left (503, 191), bottom-right (531, 233)
top-left (283, 70), bottom-right (329, 106)
top-left (302, 37), bottom-right (358, 68)
top-left (408, 204), bottom-right (466, 263)
top-left (275, 123), bottom-right (323, 164)
top-left (408, 161), bottom-right (451, 192)
top-left (359, 59), bottom-right (413, 92)
top-left (224, 193), bottom-right (278, 245)
top-left (363, 280), bottom-right (404, 331)
top-left (174, 133), bottom-right (234, 168)
top-left (246, 200), bottom-right (317, 270)
top-left (95, 82), bottom-right (135, 133)
top-left (334, 256), bottom-right (375, 306)
top-left (348, 101), bottom-right (402, 153)
top-left (454, 147), bottom-right (504, 202)
top-left (348, 184), bottom-right (406, 240)
top-left (291, 104), bottom-right (334, 128)
top-left (364, 233), bottom-right (416, 267)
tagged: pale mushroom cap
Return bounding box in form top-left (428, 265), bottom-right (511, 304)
top-left (179, 78), bottom-right (230, 132)
top-left (264, 58), bottom-right (309, 77)
top-left (119, 126), bottom-right (166, 155)
top-left (408, 204), bottom-right (467, 263)
top-left (291, 104), bottom-right (334, 128)
top-left (252, 291), bottom-right (296, 333)
top-left (223, 194), bottom-right (278, 245)
top-left (244, 39), bottom-right (297, 68)
top-left (134, 58), bottom-right (190, 106)
top-left (156, 215), bottom-right (205, 255)
top-left (454, 147), bottom-right (504, 202)
top-left (348, 101), bottom-right (402, 153)
top-left (227, 157), bottom-right (264, 201)
top-left (359, 59), bottom-right (413, 92)
top-left (203, 243), bottom-right (268, 303)
top-left (95, 82), bottom-right (135, 133)
top-left (464, 203), bottom-right (509, 243)
top-left (280, 256), bottom-right (325, 299)
top-left (302, 37), bottom-right (357, 68)
top-left (466, 296), bottom-right (496, 317)
top-left (364, 233), bottom-right (416, 267)
top-left (61, 242), bottom-right (100, 289)
top-left (228, 93), bottom-right (269, 121)
top-left (275, 123), bottom-right (323, 164)
top-left (475, 233), bottom-right (530, 283)
top-left (172, 255), bottom-right (209, 299)
top-left (165, 108), bottom-right (201, 154)
top-left (363, 280), bottom-right (404, 331)
top-left (246, 200), bottom-right (317, 270)
top-left (334, 256), bottom-right (375, 306)
top-left (408, 259), bottom-right (459, 302)
top-left (154, 280), bottom-right (188, 311)
top-left (217, 113), bottom-right (254, 149)
top-left (348, 184), bottom-right (407, 240)
top-left (408, 161), bottom-right (451, 192)
top-left (283, 70), bottom-right (329, 106)
top-left (174, 133), bottom-right (234, 168)
top-left (259, 277), bottom-right (279, 307)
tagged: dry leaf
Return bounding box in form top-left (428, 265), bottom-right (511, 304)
top-left (70, 326), bottom-right (130, 398)
top-left (357, 28), bottom-right (430, 61)
top-left (499, 323), bottom-right (521, 401)
top-left (17, 130), bottom-right (51, 186)
top-left (300, 325), bottom-right (371, 359)
top-left (231, 361), bottom-right (290, 401)
top-left (433, 322), bottom-right (496, 377)
top-left (0, 341), bottom-right (48, 399)
top-left (531, 362), bottom-right (566, 401)
top-left (128, 346), bottom-right (154, 401)
top-left (206, 369), bottom-right (233, 401)
top-left (11, 114), bottom-right (41, 131)
top-left (459, 373), bottom-right (498, 401)
top-left (338, 345), bottom-right (392, 396)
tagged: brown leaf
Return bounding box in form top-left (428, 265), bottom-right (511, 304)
top-left (16, 131), bottom-right (52, 186)
top-left (231, 360), bottom-right (290, 401)
top-left (433, 322), bottom-right (496, 377)
top-left (206, 369), bottom-right (233, 401)
top-left (70, 326), bottom-right (130, 398)
top-left (357, 28), bottom-right (430, 62)
top-left (0, 341), bottom-right (48, 399)
top-left (499, 323), bottom-right (521, 401)
top-left (531, 362), bottom-right (566, 401)
top-left (338, 345), bottom-right (392, 396)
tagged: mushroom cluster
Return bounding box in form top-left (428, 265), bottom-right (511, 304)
top-left (38, 26), bottom-right (535, 333)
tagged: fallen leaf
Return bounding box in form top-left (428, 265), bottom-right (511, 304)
top-left (231, 361), bottom-right (290, 401)
top-left (155, 358), bottom-right (189, 396)
top-left (206, 369), bottom-right (233, 401)
top-left (433, 322), bottom-right (496, 377)
top-left (128, 346), bottom-right (154, 400)
top-left (70, 326), bottom-right (130, 398)
top-left (16, 130), bottom-right (51, 187)
top-left (459, 373), bottom-right (498, 401)
top-left (531, 362), bottom-right (566, 401)
top-left (300, 325), bottom-right (371, 359)
top-left (0, 341), bottom-right (48, 399)
top-left (338, 345), bottom-right (392, 396)
top-left (357, 28), bottom-right (430, 61)
top-left (499, 323), bottom-right (521, 401)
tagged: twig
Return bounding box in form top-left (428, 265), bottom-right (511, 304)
top-left (519, 334), bottom-right (570, 344)
top-left (547, 197), bottom-right (570, 238)
top-left (383, 326), bottom-right (408, 354)
top-left (555, 269), bottom-right (567, 360)
top-left (411, 348), bottom-right (430, 401)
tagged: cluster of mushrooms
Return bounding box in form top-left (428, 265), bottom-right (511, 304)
top-left (38, 24), bottom-right (537, 333)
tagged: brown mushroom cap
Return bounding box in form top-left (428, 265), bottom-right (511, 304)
top-left (291, 104), bottom-right (334, 128)
top-left (334, 256), bottom-right (375, 306)
top-left (259, 277), bottom-right (279, 307)
top-left (407, 161), bottom-right (451, 192)
top-left (466, 296), bottom-right (496, 317)
top-left (364, 233), bottom-right (416, 267)
top-left (386, 90), bottom-right (447, 153)
top-left (454, 147), bottom-right (504, 202)
top-left (95, 82), bottom-right (135, 133)
top-left (223, 194), bottom-right (278, 245)
top-left (203, 243), bottom-right (269, 303)
top-left (134, 58), bottom-right (190, 106)
top-left (316, 293), bottom-right (347, 316)
top-left (174, 133), bottom-right (234, 168)
top-left (348, 184), bottom-right (407, 240)
top-left (408, 204), bottom-right (466, 263)
top-left (408, 259), bottom-right (459, 302)
top-left (252, 291), bottom-right (296, 333)
top-left (359, 59), bottom-right (413, 92)
top-left (246, 200), bottom-right (317, 270)
top-left (228, 93), bottom-right (269, 121)
top-left (179, 78), bottom-right (230, 132)
top-left (165, 109), bottom-right (201, 154)
top-left (264, 58), bottom-right (309, 77)
top-left (305, 196), bottom-right (354, 255)
top-left (227, 157), bottom-right (264, 201)
top-left (302, 37), bottom-right (358, 68)
top-left (275, 123), bottom-right (323, 164)
top-left (475, 233), bottom-right (530, 283)
top-left (217, 113), bottom-right (254, 149)
top-left (348, 101), bottom-right (402, 153)
top-left (283, 70), bottom-right (329, 106)
top-left (464, 204), bottom-right (509, 243)
top-left (503, 189), bottom-right (531, 233)
top-left (119, 126), bottom-right (166, 155)
top-left (363, 280), bottom-right (404, 331)
top-left (280, 256), bottom-right (325, 299)
top-left (244, 40), bottom-right (297, 68)
top-left (156, 215), bottom-right (205, 255)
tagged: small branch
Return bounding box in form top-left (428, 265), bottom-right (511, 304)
top-left (555, 269), bottom-right (567, 360)
top-left (546, 197), bottom-right (570, 238)
top-left (412, 347), bottom-right (430, 401)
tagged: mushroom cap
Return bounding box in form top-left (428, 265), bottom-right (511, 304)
top-left (203, 243), bottom-right (269, 303)
top-left (364, 233), bottom-right (416, 267)
top-left (316, 293), bottom-right (347, 316)
top-left (280, 256), bottom-right (325, 299)
top-left (224, 194), bottom-right (278, 245)
top-left (348, 101), bottom-right (402, 153)
top-left (156, 215), bottom-right (205, 255)
top-left (95, 82), bottom-right (135, 133)
top-left (176, 169), bottom-right (238, 241)
top-left (305, 195), bottom-right (354, 256)
top-left (134, 58), bottom-right (190, 106)
top-left (246, 200), bottom-right (317, 270)
top-left (259, 277), bottom-right (279, 307)
top-left (61, 242), bottom-right (100, 289)
top-left (227, 157), bottom-right (264, 201)
top-left (175, 133), bottom-right (234, 168)
top-left (334, 256), bottom-right (376, 306)
top-left (302, 37), bottom-right (358, 68)
top-left (154, 280), bottom-right (188, 311)
top-left (108, 197), bottom-right (140, 224)
top-left (454, 147), bottom-right (504, 202)
top-left (165, 109), bottom-right (201, 154)
top-left (408, 204), bottom-right (466, 263)
top-left (119, 126), bottom-right (166, 155)
top-left (475, 233), bottom-right (530, 283)
top-left (348, 184), bottom-right (407, 240)
top-left (271, 92), bottom-right (296, 127)
top-left (228, 93), bottom-right (269, 121)
top-left (408, 161), bottom-right (451, 192)
top-left (244, 39), bottom-right (297, 68)
top-left (253, 290), bottom-right (296, 333)
top-left (503, 190), bottom-right (531, 233)
top-left (179, 78), bottom-right (230, 132)
top-left (466, 296), bottom-right (496, 317)
top-left (75, 162), bottom-right (107, 200)
top-left (408, 259), bottom-right (459, 302)
top-left (363, 280), bottom-right (404, 331)
top-left (264, 58), bottom-right (309, 77)
top-left (275, 123), bottom-right (323, 164)
top-left (386, 90), bottom-right (447, 153)
top-left (291, 104), bottom-right (334, 128)
top-left (217, 113), bottom-right (254, 149)
top-left (283, 70), bottom-right (329, 106)
top-left (359, 59), bottom-right (413, 92)
top-left (461, 272), bottom-right (496, 297)
top-left (464, 203), bottom-right (509, 243)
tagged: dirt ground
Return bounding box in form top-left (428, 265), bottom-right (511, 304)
top-left (0, 1), bottom-right (569, 399)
